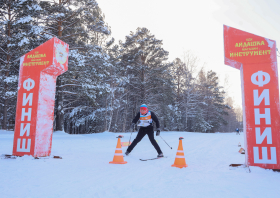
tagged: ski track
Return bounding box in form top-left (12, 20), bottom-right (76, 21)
top-left (1, 131), bottom-right (280, 198)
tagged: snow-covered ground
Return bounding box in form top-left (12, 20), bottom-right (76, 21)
top-left (1, 130), bottom-right (280, 198)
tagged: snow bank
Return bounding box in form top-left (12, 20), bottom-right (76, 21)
top-left (0, 130), bottom-right (14, 135)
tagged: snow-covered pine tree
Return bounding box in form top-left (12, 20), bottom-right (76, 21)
top-left (218, 75), bottom-right (242, 132)
top-left (218, 96), bottom-right (241, 132)
top-left (169, 55), bottom-right (202, 131)
top-left (0, 0), bottom-right (42, 129)
top-left (197, 69), bottom-right (229, 132)
top-left (192, 107), bottom-right (212, 132)
top-left (183, 83), bottom-right (201, 131)
top-left (63, 37), bottom-right (122, 134)
top-left (63, 44), bottom-right (112, 134)
top-left (182, 53), bottom-right (202, 131)
top-left (170, 58), bottom-right (185, 131)
top-left (39, 0), bottom-right (110, 131)
top-left (103, 40), bottom-right (129, 132)
top-left (120, 27), bottom-right (173, 129)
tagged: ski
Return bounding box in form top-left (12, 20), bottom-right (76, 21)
top-left (139, 156), bottom-right (167, 161)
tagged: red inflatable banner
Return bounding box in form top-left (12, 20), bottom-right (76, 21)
top-left (12, 38), bottom-right (69, 157)
top-left (224, 25), bottom-right (280, 169)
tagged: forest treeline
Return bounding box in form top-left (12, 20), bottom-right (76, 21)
top-left (0, 0), bottom-right (242, 133)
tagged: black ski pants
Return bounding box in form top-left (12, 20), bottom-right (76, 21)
top-left (127, 126), bottom-right (162, 154)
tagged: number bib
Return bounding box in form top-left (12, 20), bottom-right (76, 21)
top-left (138, 111), bottom-right (152, 127)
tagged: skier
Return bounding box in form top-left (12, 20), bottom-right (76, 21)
top-left (125, 104), bottom-right (163, 157)
top-left (236, 128), bottom-right (240, 135)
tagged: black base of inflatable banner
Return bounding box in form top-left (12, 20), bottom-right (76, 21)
top-left (53, 156), bottom-right (62, 159)
top-left (230, 163), bottom-right (280, 173)
top-left (229, 164), bottom-right (244, 167)
top-left (1, 154), bottom-right (17, 159)
top-left (229, 164), bottom-right (251, 173)
top-left (1, 154), bottom-right (62, 159)
top-left (34, 155), bottom-right (62, 159)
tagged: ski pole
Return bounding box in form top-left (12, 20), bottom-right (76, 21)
top-left (159, 135), bottom-right (172, 149)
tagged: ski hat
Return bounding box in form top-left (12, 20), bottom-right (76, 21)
top-left (140, 104), bottom-right (148, 115)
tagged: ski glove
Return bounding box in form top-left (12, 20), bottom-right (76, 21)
top-left (156, 128), bottom-right (160, 136)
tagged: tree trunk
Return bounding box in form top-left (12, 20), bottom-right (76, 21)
top-left (3, 4), bottom-right (12, 130)
top-left (122, 95), bottom-right (128, 132)
top-left (55, 8), bottom-right (64, 131)
top-left (185, 93), bottom-right (189, 131)
top-left (2, 70), bottom-right (10, 130)
top-left (114, 106), bottom-right (119, 132)
top-left (107, 90), bottom-right (115, 132)
top-left (104, 95), bottom-right (108, 131)
top-left (55, 77), bottom-right (64, 131)
top-left (2, 97), bottom-right (8, 130)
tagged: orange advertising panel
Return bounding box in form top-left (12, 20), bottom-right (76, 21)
top-left (224, 25), bottom-right (280, 169)
top-left (12, 37), bottom-right (69, 157)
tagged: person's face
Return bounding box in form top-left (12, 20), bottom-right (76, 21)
top-left (140, 107), bottom-right (148, 115)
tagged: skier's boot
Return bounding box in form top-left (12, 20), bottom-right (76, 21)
top-left (157, 153), bottom-right (164, 158)
top-left (125, 151), bottom-right (130, 156)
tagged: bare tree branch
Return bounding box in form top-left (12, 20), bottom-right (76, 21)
top-left (0, 58), bottom-right (7, 64)
top-left (0, 47), bottom-right (8, 55)
top-left (60, 32), bottom-right (86, 39)
top-left (63, 20), bottom-right (79, 31)
top-left (41, 31), bottom-right (57, 37)
top-left (61, 11), bottom-right (79, 22)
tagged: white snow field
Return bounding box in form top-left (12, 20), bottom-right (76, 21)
top-left (1, 130), bottom-right (280, 198)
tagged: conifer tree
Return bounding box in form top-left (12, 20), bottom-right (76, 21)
top-left (120, 27), bottom-right (173, 122)
top-left (197, 69), bottom-right (229, 132)
top-left (170, 56), bottom-right (200, 131)
top-left (0, 0), bottom-right (42, 129)
top-left (39, 0), bottom-right (110, 131)
top-left (171, 58), bottom-right (185, 131)
top-left (63, 43), bottom-right (112, 133)
top-left (192, 108), bottom-right (212, 132)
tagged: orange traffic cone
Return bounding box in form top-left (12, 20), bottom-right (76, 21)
top-left (109, 135), bottom-right (127, 164)
top-left (171, 137), bottom-right (188, 168)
